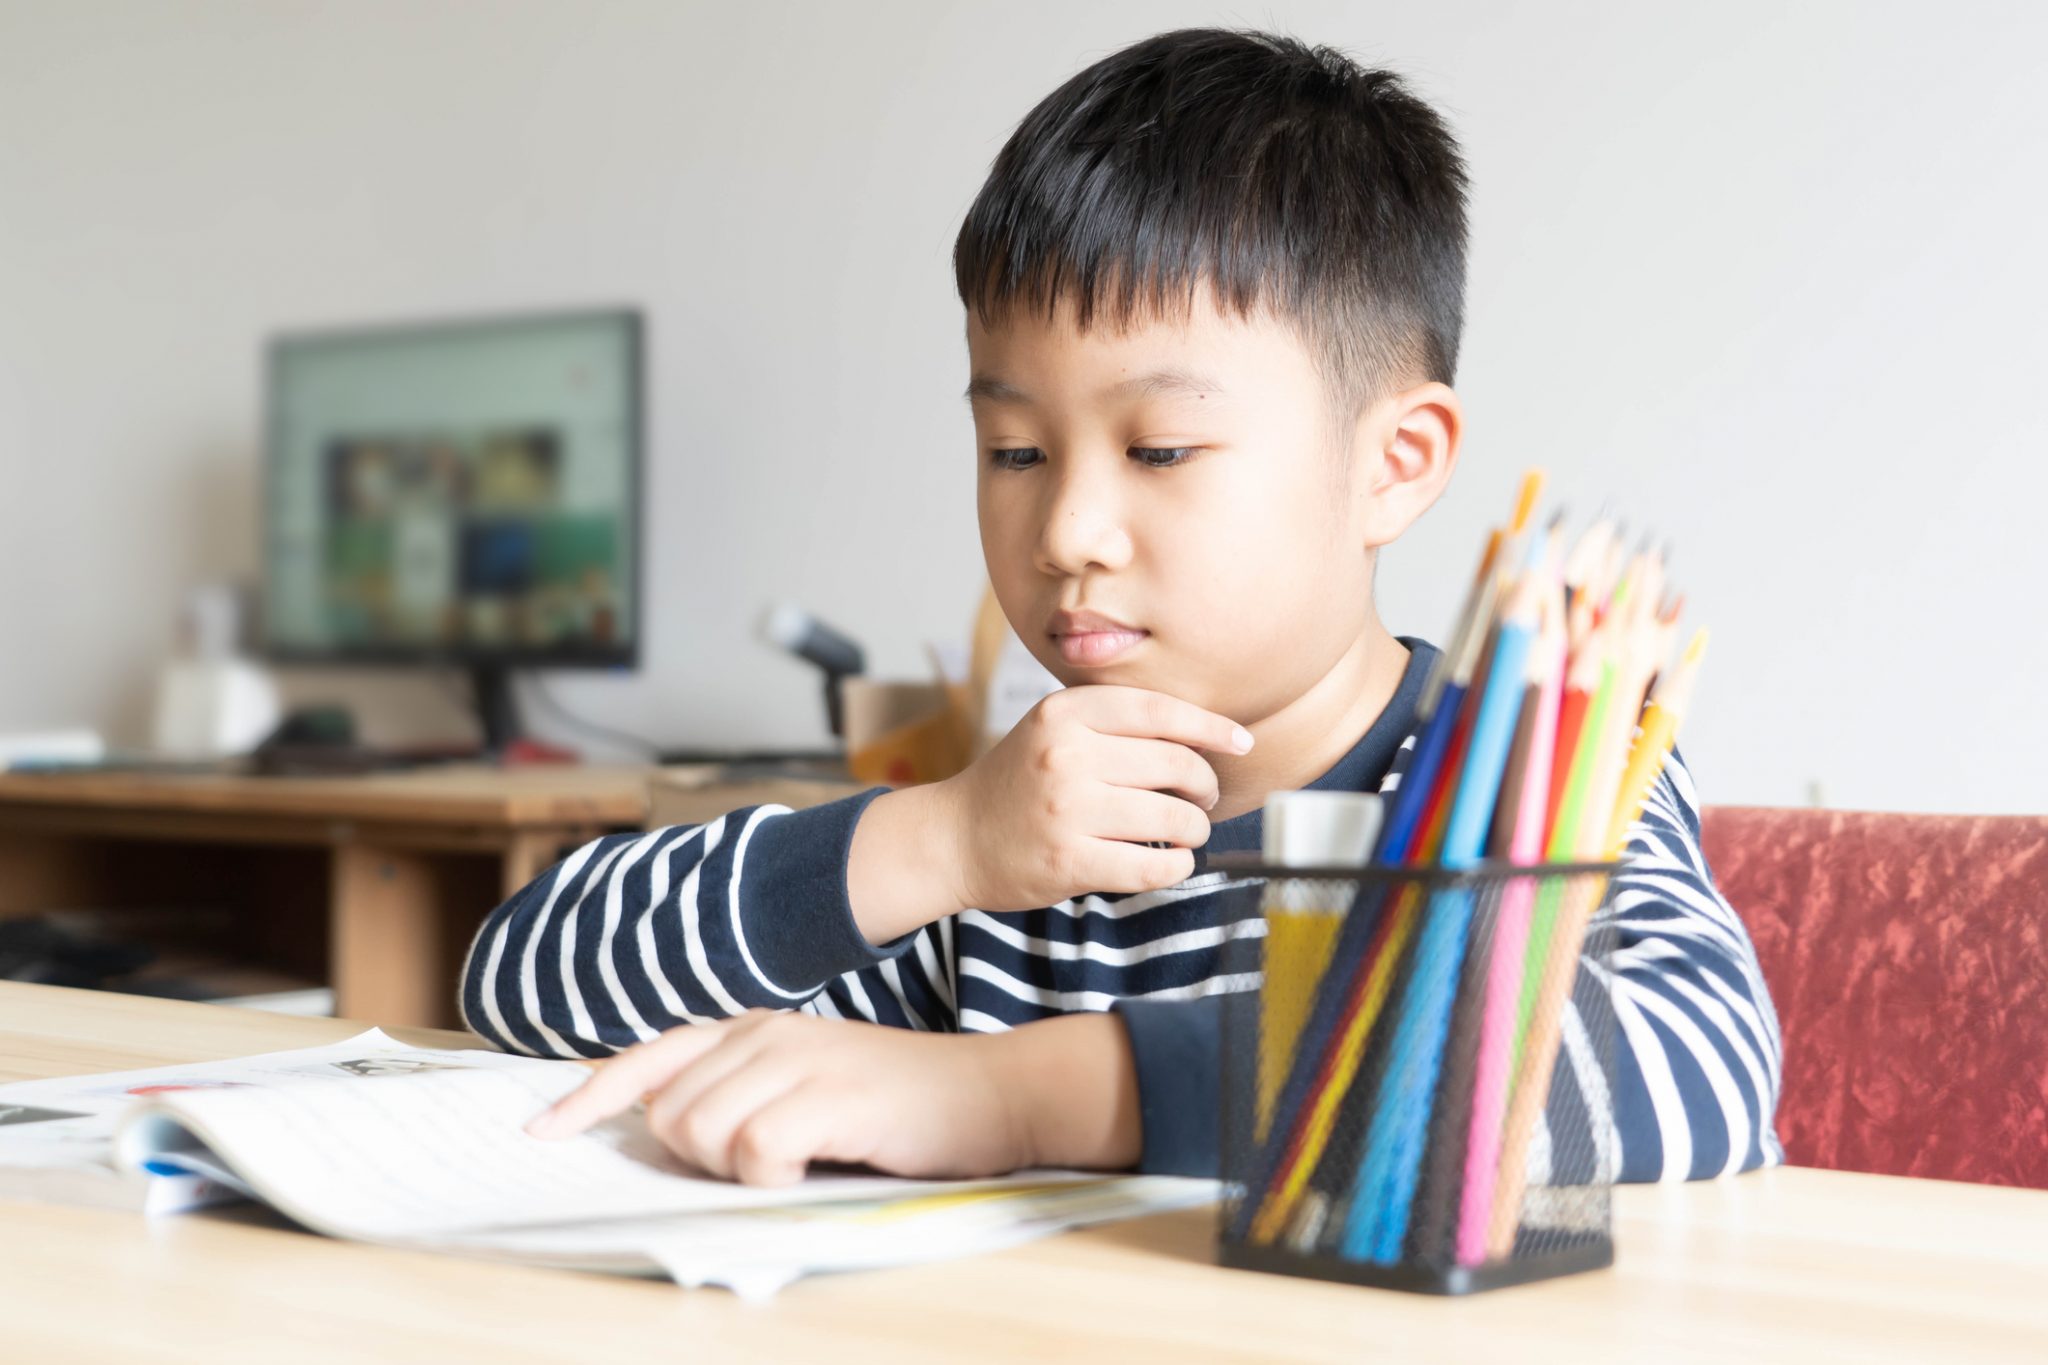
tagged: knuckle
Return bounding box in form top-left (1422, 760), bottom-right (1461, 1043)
top-left (734, 1115), bottom-right (788, 1167)
top-left (1152, 848), bottom-right (1195, 887)
top-left (1098, 857), bottom-right (1143, 894)
top-left (1042, 846), bottom-right (1077, 888)
top-left (676, 1107), bottom-right (725, 1158)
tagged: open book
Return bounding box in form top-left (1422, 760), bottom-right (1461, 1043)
top-left (0, 1030), bottom-right (1213, 1296)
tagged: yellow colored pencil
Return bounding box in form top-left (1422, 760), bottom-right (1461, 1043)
top-left (1604, 628), bottom-right (1708, 854)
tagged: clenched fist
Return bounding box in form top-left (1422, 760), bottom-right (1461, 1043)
top-left (939, 685), bottom-right (1251, 910)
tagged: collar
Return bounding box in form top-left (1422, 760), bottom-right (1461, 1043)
top-left (1199, 635), bottom-right (1442, 858)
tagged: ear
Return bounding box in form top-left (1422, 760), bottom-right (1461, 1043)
top-left (1349, 380), bottom-right (1462, 549)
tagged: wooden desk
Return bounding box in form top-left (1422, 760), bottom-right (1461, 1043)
top-left (0, 766), bottom-right (653, 1028)
top-left (2, 983), bottom-right (2044, 1364)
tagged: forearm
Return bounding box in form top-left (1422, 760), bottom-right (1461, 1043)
top-left (845, 780), bottom-right (971, 943)
top-left (983, 1013), bottom-right (1144, 1171)
top-left (465, 791), bottom-right (934, 1055)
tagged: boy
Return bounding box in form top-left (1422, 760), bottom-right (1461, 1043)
top-left (468, 28), bottom-right (1782, 1189)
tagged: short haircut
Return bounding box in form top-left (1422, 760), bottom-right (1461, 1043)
top-left (954, 28), bottom-right (1470, 420)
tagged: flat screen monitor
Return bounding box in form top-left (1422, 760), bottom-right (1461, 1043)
top-left (261, 308), bottom-right (642, 682)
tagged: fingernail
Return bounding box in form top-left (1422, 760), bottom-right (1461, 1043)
top-left (525, 1109), bottom-right (564, 1140)
top-left (1232, 726), bottom-right (1255, 753)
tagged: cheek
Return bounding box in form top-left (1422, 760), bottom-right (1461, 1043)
top-left (1150, 475), bottom-right (1366, 711)
top-left (977, 477), bottom-right (1027, 559)
top-left (977, 483), bottom-right (1047, 624)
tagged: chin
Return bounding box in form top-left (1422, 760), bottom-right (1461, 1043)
top-left (1068, 658), bottom-right (1190, 699)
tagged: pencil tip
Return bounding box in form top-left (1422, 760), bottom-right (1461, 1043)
top-left (1509, 469), bottom-right (1547, 534)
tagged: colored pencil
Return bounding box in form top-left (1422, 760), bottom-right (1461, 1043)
top-left (1515, 618), bottom-right (1616, 1057)
top-left (1249, 683), bottom-right (1473, 1246)
top-left (1484, 625), bottom-right (1707, 1258)
top-left (1338, 567), bottom-right (1542, 1262)
top-left (1604, 629), bottom-right (1707, 854)
top-left (1454, 576), bottom-right (1568, 1265)
top-left (1411, 567), bottom-right (1565, 1265)
top-left (1237, 636), bottom-right (1470, 1243)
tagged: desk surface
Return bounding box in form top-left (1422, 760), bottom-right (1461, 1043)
top-left (0, 763), bottom-right (654, 827)
top-left (3, 982), bottom-right (2044, 1365)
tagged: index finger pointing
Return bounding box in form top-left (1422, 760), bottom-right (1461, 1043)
top-left (525, 1024), bottom-right (729, 1140)
top-left (1076, 686), bottom-right (1254, 755)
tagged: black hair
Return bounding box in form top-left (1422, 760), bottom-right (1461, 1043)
top-left (954, 28), bottom-right (1470, 419)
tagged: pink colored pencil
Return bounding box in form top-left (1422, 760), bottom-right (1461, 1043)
top-left (1455, 577), bottom-right (1567, 1266)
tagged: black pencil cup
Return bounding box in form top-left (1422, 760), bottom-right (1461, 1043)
top-left (1206, 854), bottom-right (1623, 1295)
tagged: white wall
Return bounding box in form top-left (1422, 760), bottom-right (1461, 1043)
top-left (1, 0), bottom-right (2040, 813)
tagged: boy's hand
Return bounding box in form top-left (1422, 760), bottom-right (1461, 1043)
top-left (524, 1011), bottom-right (1028, 1184)
top-left (942, 685), bottom-right (1252, 912)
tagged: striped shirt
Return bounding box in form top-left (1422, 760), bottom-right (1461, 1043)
top-left (460, 638), bottom-right (1783, 1182)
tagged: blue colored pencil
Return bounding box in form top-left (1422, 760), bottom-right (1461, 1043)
top-left (1338, 568), bottom-right (1542, 1262)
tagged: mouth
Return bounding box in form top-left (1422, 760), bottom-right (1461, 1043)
top-left (1048, 609), bottom-right (1149, 668)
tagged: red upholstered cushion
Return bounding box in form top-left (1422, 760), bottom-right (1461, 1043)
top-left (1700, 807), bottom-right (2048, 1189)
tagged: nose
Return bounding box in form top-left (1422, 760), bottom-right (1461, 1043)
top-left (1033, 451), bottom-right (1134, 578)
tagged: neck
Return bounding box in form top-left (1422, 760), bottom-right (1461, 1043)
top-left (1207, 621), bottom-right (1410, 823)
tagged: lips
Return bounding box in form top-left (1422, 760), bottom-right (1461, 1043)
top-left (1049, 609), bottom-right (1149, 668)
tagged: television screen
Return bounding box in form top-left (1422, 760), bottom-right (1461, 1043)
top-left (262, 310), bottom-right (639, 665)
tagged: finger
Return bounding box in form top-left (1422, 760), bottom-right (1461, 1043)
top-left (730, 1084), bottom-right (845, 1186)
top-left (638, 1031), bottom-right (782, 1162)
top-left (1071, 686), bottom-right (1253, 755)
top-left (1080, 838), bottom-right (1196, 895)
top-left (526, 1024), bottom-right (732, 1139)
top-left (1091, 735), bottom-right (1220, 809)
top-left (646, 1055), bottom-right (806, 1182)
top-left (1093, 786), bottom-right (1211, 850)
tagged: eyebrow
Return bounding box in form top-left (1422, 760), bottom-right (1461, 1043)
top-left (962, 367), bottom-right (1226, 405)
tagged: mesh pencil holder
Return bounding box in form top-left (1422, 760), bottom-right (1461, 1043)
top-left (1206, 853), bottom-right (1624, 1295)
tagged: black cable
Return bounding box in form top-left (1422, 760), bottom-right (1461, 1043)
top-left (425, 666), bottom-right (666, 757)
top-left (522, 674), bottom-right (666, 757)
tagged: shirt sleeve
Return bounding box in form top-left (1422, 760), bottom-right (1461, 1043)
top-left (1583, 746), bottom-right (1787, 1180)
top-left (458, 789), bottom-right (960, 1056)
top-left (1113, 995), bottom-right (1223, 1176)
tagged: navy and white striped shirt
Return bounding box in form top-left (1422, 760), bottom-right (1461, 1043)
top-left (461, 639), bottom-right (1783, 1182)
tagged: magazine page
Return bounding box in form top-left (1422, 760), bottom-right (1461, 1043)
top-left (0, 1028), bottom-right (419, 1213)
top-left (112, 1051), bottom-right (1109, 1243)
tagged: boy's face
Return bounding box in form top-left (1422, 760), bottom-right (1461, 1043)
top-left (966, 288), bottom-right (1384, 726)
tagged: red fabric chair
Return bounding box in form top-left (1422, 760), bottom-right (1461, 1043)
top-left (1699, 807), bottom-right (2048, 1189)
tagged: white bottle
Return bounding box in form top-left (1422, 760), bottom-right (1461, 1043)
top-left (150, 586), bottom-right (282, 757)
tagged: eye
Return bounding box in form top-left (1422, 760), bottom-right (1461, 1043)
top-left (988, 447), bottom-right (1045, 471)
top-left (1130, 446), bottom-right (1198, 468)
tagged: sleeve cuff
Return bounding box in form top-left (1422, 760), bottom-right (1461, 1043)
top-left (1112, 996), bottom-right (1222, 1176)
top-left (734, 787), bottom-right (916, 991)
